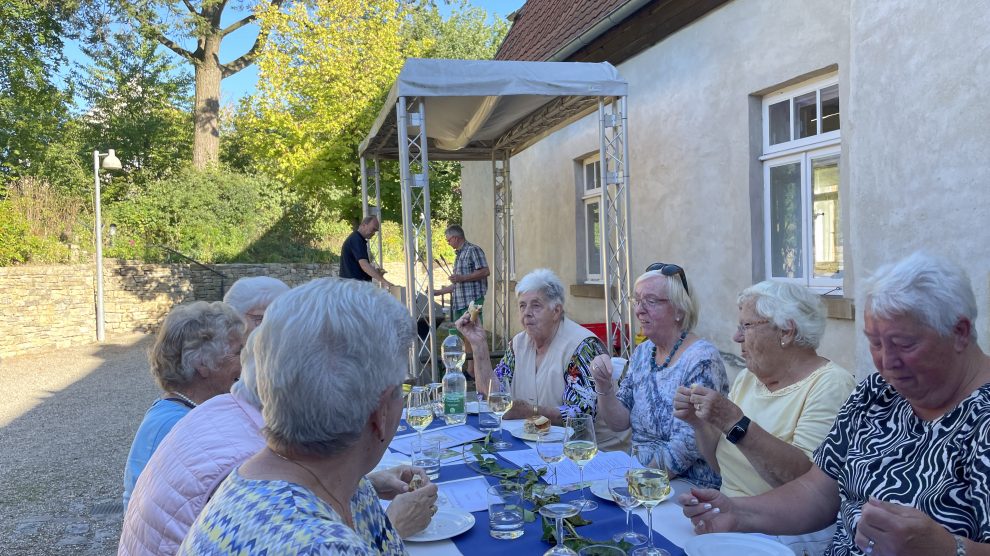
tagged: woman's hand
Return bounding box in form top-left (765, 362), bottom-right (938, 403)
top-left (386, 482), bottom-right (439, 538)
top-left (367, 465), bottom-right (430, 500)
top-left (454, 313), bottom-right (486, 348)
top-left (591, 354), bottom-right (614, 396)
top-left (680, 385), bottom-right (742, 433)
top-left (854, 497), bottom-right (958, 556)
top-left (679, 487), bottom-right (738, 534)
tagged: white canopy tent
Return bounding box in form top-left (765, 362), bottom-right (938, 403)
top-left (359, 58), bottom-right (634, 381)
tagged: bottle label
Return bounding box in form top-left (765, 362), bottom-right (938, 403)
top-left (444, 392), bottom-right (465, 414)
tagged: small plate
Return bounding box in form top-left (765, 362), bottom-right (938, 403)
top-left (466, 401), bottom-right (481, 414)
top-left (684, 533), bottom-right (791, 556)
top-left (372, 453), bottom-right (411, 473)
top-left (508, 424), bottom-right (567, 442)
top-left (588, 480), bottom-right (612, 502)
top-left (403, 507), bottom-right (476, 542)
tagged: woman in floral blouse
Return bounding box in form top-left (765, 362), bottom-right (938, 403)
top-left (458, 268), bottom-right (628, 450)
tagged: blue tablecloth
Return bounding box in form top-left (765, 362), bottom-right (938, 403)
top-left (401, 416), bottom-right (685, 556)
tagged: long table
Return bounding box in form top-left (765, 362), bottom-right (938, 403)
top-left (389, 416), bottom-right (698, 556)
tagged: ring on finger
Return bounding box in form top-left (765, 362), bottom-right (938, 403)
top-left (865, 538), bottom-right (875, 554)
top-left (430, 504), bottom-right (438, 515)
top-left (694, 403), bottom-right (702, 411)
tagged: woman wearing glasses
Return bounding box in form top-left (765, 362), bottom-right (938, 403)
top-left (673, 280), bottom-right (856, 554)
top-left (592, 263), bottom-right (728, 488)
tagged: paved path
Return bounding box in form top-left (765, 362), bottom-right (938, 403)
top-left (1, 334), bottom-right (159, 555)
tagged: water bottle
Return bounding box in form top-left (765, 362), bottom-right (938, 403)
top-left (441, 327), bottom-right (467, 424)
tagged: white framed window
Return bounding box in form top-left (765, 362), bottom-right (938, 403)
top-left (581, 155), bottom-right (603, 282)
top-left (761, 74), bottom-right (843, 290)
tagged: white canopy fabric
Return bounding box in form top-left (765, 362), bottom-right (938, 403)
top-left (359, 58), bottom-right (628, 160)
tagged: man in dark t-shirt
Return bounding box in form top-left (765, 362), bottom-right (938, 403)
top-left (339, 216), bottom-right (392, 287)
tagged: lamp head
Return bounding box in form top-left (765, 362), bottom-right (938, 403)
top-left (109, 223), bottom-right (117, 237)
top-left (101, 149), bottom-right (122, 170)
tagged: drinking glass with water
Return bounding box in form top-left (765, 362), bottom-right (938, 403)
top-left (487, 483), bottom-right (524, 539)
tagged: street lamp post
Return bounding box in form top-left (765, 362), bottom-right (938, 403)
top-left (93, 149), bottom-right (121, 343)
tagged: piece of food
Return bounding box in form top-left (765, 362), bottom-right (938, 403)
top-left (467, 301), bottom-right (481, 322)
top-left (523, 415), bottom-right (551, 435)
top-left (408, 475), bottom-right (424, 491)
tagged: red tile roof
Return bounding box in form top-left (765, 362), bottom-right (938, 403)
top-left (495, 0), bottom-right (631, 61)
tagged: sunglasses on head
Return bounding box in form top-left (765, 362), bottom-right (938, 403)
top-left (645, 262), bottom-right (689, 295)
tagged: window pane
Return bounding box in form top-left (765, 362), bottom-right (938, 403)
top-left (812, 155), bottom-right (842, 280)
top-left (794, 91), bottom-right (817, 139)
top-left (769, 100), bottom-right (790, 145)
top-left (769, 162), bottom-right (804, 278)
top-left (820, 85), bottom-right (840, 133)
top-left (586, 201), bottom-right (601, 276)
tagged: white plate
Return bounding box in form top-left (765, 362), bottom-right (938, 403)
top-left (684, 533), bottom-right (791, 556)
top-left (588, 480), bottom-right (612, 502)
top-left (403, 507), bottom-right (476, 542)
top-left (466, 401), bottom-right (480, 414)
top-left (509, 424), bottom-right (567, 442)
top-left (372, 453), bottom-right (411, 473)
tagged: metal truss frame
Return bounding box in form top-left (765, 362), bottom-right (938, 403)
top-left (491, 150), bottom-right (511, 352)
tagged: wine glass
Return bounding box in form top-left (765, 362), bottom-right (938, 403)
top-left (608, 467), bottom-right (647, 545)
top-left (627, 445), bottom-right (672, 556)
top-left (488, 376), bottom-right (514, 450)
top-left (563, 414), bottom-right (598, 511)
top-left (539, 502), bottom-right (579, 555)
top-left (406, 387), bottom-right (433, 444)
top-left (536, 430), bottom-right (566, 495)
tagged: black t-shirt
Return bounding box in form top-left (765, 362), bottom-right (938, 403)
top-left (339, 230), bottom-right (371, 281)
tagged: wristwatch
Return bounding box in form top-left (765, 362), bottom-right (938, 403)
top-left (725, 416), bottom-right (751, 444)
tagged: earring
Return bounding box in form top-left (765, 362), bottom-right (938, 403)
top-left (780, 341), bottom-right (786, 347)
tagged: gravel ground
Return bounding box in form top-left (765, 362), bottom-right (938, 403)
top-left (1, 334), bottom-right (159, 555)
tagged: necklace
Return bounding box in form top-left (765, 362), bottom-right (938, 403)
top-left (165, 391), bottom-right (197, 409)
top-left (270, 448), bottom-right (354, 529)
top-left (652, 330), bottom-right (688, 371)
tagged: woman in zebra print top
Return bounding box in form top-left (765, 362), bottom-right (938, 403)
top-left (679, 252), bottom-right (990, 556)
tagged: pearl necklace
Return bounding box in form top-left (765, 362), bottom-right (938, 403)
top-left (652, 330), bottom-right (688, 371)
top-left (270, 448), bottom-right (354, 529)
top-left (166, 391), bottom-right (197, 408)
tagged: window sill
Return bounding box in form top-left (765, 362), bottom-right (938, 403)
top-left (570, 283), bottom-right (605, 299)
top-left (822, 295), bottom-right (854, 320)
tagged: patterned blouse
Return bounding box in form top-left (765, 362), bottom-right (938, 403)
top-left (494, 336), bottom-right (606, 420)
top-left (814, 373), bottom-right (990, 556)
top-left (616, 339), bottom-right (728, 489)
top-left (178, 469), bottom-right (406, 555)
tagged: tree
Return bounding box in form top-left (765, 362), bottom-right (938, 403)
top-left (0, 1), bottom-right (80, 192)
top-left (76, 29), bottom-right (194, 198)
top-left (228, 0), bottom-right (508, 224)
top-left (109, 0), bottom-right (287, 168)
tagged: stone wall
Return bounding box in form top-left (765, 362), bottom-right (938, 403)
top-left (0, 261), bottom-right (337, 358)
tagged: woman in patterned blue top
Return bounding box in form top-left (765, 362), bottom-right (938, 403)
top-left (180, 278), bottom-right (435, 555)
top-left (680, 252), bottom-right (990, 556)
top-left (593, 264), bottom-right (729, 489)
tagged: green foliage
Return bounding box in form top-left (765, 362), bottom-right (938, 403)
top-left (0, 177), bottom-right (90, 265)
top-left (75, 28), bottom-right (194, 196)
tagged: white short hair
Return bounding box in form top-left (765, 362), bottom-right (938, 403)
top-left (738, 281), bottom-right (826, 349)
top-left (254, 278), bottom-right (415, 457)
top-left (230, 331), bottom-right (261, 410)
top-left (223, 276), bottom-right (290, 317)
top-left (149, 301), bottom-right (245, 392)
top-left (515, 269), bottom-right (565, 310)
top-left (863, 251), bottom-right (977, 340)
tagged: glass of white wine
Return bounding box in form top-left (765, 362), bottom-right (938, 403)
top-left (563, 414), bottom-right (598, 511)
top-left (488, 376), bottom-right (513, 450)
top-left (608, 467), bottom-right (646, 545)
top-left (536, 430), bottom-right (566, 495)
top-left (627, 445), bottom-right (671, 556)
top-left (406, 387), bottom-right (433, 444)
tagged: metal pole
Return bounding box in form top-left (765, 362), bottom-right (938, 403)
top-left (93, 150), bottom-right (105, 343)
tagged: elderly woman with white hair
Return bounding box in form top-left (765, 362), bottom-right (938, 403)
top-left (592, 263), bottom-right (728, 488)
top-left (223, 276), bottom-right (290, 333)
top-left (672, 280), bottom-right (856, 554)
top-left (119, 332), bottom-right (437, 555)
top-left (457, 269), bottom-right (627, 448)
top-left (180, 278), bottom-right (421, 554)
top-left (122, 301), bottom-right (245, 510)
top-left (681, 252), bottom-right (990, 556)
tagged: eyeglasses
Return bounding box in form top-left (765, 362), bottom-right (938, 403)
top-left (645, 262), bottom-right (689, 295)
top-left (245, 313), bottom-right (264, 327)
top-left (736, 320), bottom-right (771, 334)
top-left (633, 296), bottom-right (670, 310)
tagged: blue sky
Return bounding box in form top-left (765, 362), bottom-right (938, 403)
top-left (66, 1), bottom-right (525, 106)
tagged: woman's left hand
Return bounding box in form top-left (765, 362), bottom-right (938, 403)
top-left (854, 497), bottom-right (958, 556)
top-left (387, 482), bottom-right (439, 537)
top-left (367, 465), bottom-right (430, 500)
